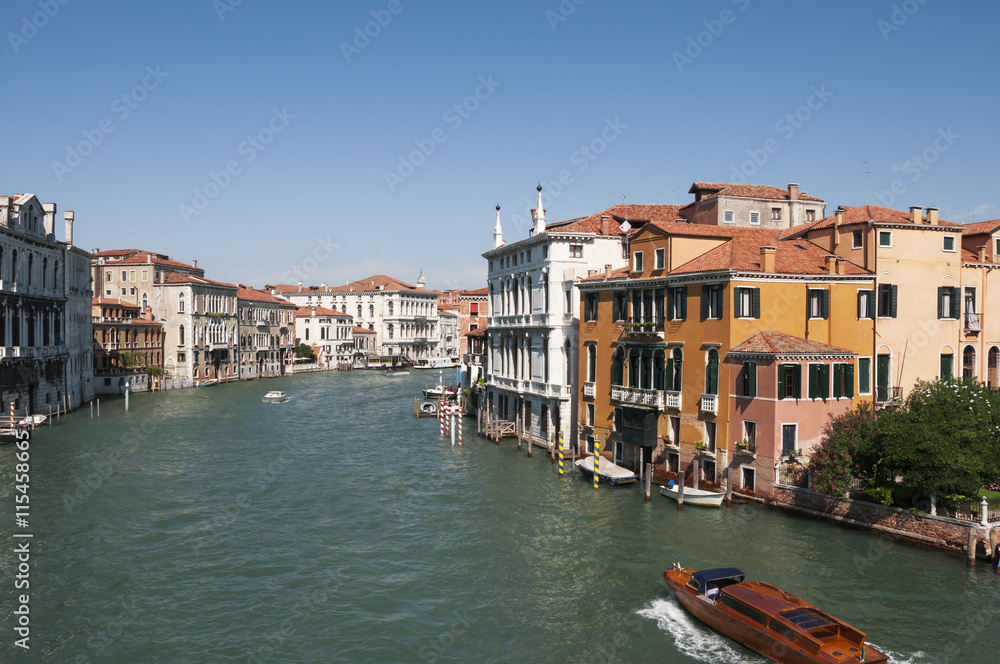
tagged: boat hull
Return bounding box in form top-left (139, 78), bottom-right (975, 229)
top-left (574, 457), bottom-right (637, 485)
top-left (659, 484), bottom-right (725, 507)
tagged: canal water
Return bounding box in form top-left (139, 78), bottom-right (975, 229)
top-left (1, 370), bottom-right (997, 663)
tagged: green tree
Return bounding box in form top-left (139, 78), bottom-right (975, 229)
top-left (119, 351), bottom-right (145, 370)
top-left (809, 402), bottom-right (879, 497)
top-left (293, 343), bottom-right (314, 360)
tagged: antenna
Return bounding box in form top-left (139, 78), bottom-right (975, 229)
top-left (129, 225), bottom-right (134, 249)
top-left (862, 161), bottom-right (872, 205)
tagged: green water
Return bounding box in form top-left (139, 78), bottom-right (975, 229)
top-left (1, 370), bottom-right (997, 663)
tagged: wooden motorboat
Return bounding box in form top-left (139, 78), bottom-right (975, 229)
top-left (659, 482), bottom-right (726, 507)
top-left (574, 456), bottom-right (637, 485)
top-left (662, 564), bottom-right (888, 663)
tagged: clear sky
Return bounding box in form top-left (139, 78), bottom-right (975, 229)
top-left (3, 0), bottom-right (998, 291)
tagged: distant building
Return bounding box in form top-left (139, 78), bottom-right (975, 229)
top-left (0, 194), bottom-right (93, 415)
top-left (437, 307), bottom-right (459, 358)
top-left (294, 305), bottom-right (354, 367)
top-left (682, 182), bottom-right (825, 229)
top-left (237, 286), bottom-right (297, 379)
top-left (91, 298), bottom-right (163, 394)
top-left (157, 273), bottom-right (239, 385)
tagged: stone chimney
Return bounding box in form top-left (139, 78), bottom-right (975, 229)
top-left (601, 215), bottom-right (611, 236)
top-left (978, 245), bottom-right (987, 262)
top-left (64, 210), bottom-right (74, 245)
top-left (836, 258), bottom-right (846, 275)
top-left (192, 259), bottom-right (198, 269)
top-left (788, 183), bottom-right (799, 201)
top-left (835, 207), bottom-right (844, 229)
top-left (533, 184), bottom-right (545, 234)
top-left (927, 207), bottom-right (939, 225)
top-left (42, 202), bottom-right (56, 236)
top-left (298, 280), bottom-right (303, 292)
top-left (760, 246), bottom-right (776, 273)
top-left (604, 264), bottom-right (612, 279)
top-left (0, 197), bottom-right (10, 226)
top-left (909, 206), bottom-right (923, 224)
top-left (825, 255), bottom-right (837, 273)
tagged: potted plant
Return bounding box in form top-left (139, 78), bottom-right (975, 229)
top-left (734, 438), bottom-right (752, 453)
top-left (694, 440), bottom-right (706, 452)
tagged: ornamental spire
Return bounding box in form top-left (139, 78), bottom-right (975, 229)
top-left (534, 184), bottom-right (546, 234)
top-left (492, 203), bottom-right (504, 248)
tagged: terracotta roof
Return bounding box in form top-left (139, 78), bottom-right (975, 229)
top-left (160, 272), bottom-right (237, 288)
top-left (790, 205), bottom-right (962, 235)
top-left (93, 249), bottom-right (169, 259)
top-left (688, 182), bottom-right (823, 202)
top-left (546, 204), bottom-right (687, 235)
top-left (669, 231), bottom-right (870, 276)
top-left (92, 298), bottom-right (140, 308)
top-left (352, 325), bottom-right (375, 334)
top-left (466, 326), bottom-right (487, 338)
top-left (644, 220), bottom-right (749, 238)
top-left (460, 287), bottom-right (488, 296)
top-left (295, 305), bottom-right (350, 318)
top-left (581, 266), bottom-right (630, 282)
top-left (438, 304), bottom-right (460, 311)
top-left (237, 287), bottom-right (296, 305)
top-left (730, 331), bottom-right (855, 356)
top-left (93, 249), bottom-right (204, 272)
top-left (268, 274), bottom-right (424, 294)
top-left (961, 219), bottom-right (1000, 236)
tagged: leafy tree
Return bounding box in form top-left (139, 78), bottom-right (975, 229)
top-left (119, 351), bottom-right (145, 370)
top-left (809, 402), bottom-right (879, 496)
top-left (293, 343), bottom-right (315, 360)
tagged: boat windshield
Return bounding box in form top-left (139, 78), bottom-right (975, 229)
top-left (781, 608), bottom-right (836, 633)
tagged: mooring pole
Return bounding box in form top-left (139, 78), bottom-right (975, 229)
top-left (645, 463), bottom-right (652, 501)
top-left (677, 470), bottom-right (685, 511)
top-left (557, 430), bottom-right (564, 477)
top-left (593, 439), bottom-right (600, 489)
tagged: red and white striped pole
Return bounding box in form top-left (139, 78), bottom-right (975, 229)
top-left (456, 405), bottom-right (462, 447)
top-left (439, 403), bottom-right (445, 437)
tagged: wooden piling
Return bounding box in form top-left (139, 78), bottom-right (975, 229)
top-left (90, 401), bottom-right (93, 419)
top-left (990, 527), bottom-right (1000, 574)
top-left (644, 463), bottom-right (652, 501)
top-left (967, 528), bottom-right (978, 566)
top-left (725, 467), bottom-right (733, 507)
top-left (677, 471), bottom-right (685, 510)
top-left (48, 405), bottom-right (51, 426)
top-left (97, 399), bottom-right (100, 417)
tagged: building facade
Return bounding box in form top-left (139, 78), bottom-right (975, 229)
top-left (157, 273), bottom-right (239, 385)
top-left (294, 305), bottom-right (354, 368)
top-left (91, 298), bottom-right (164, 394)
top-left (237, 287), bottom-right (297, 379)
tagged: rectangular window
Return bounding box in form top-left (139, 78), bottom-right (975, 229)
top-left (878, 230), bottom-right (892, 247)
top-left (667, 287), bottom-right (687, 321)
top-left (858, 357), bottom-right (872, 395)
top-left (633, 251), bottom-right (643, 272)
top-left (771, 208), bottom-right (781, 221)
top-left (806, 209), bottom-right (816, 222)
top-left (733, 287), bottom-right (760, 319)
top-left (749, 211), bottom-right (760, 225)
top-left (612, 291), bottom-right (627, 322)
top-left (105, 270), bottom-right (113, 282)
top-left (654, 247), bottom-right (665, 270)
top-left (742, 421), bottom-right (757, 451)
top-left (178, 352), bottom-right (186, 362)
top-left (526, 250), bottom-right (531, 262)
top-left (104, 288), bottom-right (112, 296)
top-left (778, 363), bottom-right (801, 400)
top-left (853, 230), bottom-right (863, 249)
top-left (701, 284), bottom-right (723, 319)
top-left (723, 210), bottom-right (734, 224)
top-left (141, 269), bottom-right (148, 281)
top-left (584, 292), bottom-right (598, 322)
top-left (705, 421), bottom-right (717, 453)
top-left (543, 246), bottom-right (548, 258)
top-left (857, 289), bottom-right (874, 319)
top-left (740, 362), bottom-right (757, 398)
top-left (669, 416), bottom-right (681, 446)
top-left (121, 270), bottom-right (127, 281)
top-left (129, 270), bottom-right (136, 282)
top-left (808, 364), bottom-right (830, 399)
top-left (741, 466), bottom-right (756, 492)
top-left (488, 260), bottom-right (493, 273)
top-left (540, 405), bottom-right (548, 435)
top-left (587, 403), bottom-right (595, 426)
top-left (940, 353), bottom-right (954, 379)
top-left (569, 245), bottom-right (583, 259)
top-left (996, 238), bottom-right (1000, 256)
top-left (470, 302), bottom-right (479, 315)
top-left (877, 284), bottom-right (897, 318)
top-left (781, 424), bottom-right (797, 455)
top-left (120, 287), bottom-right (127, 295)
top-left (943, 236), bottom-right (956, 252)
top-left (807, 289), bottom-right (829, 319)
top-left (938, 286), bottom-right (960, 319)
top-left (833, 362), bottom-right (855, 398)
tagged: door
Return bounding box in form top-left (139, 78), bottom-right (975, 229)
top-left (876, 354), bottom-right (890, 402)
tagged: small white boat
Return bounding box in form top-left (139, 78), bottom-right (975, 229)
top-left (574, 456), bottom-right (638, 485)
top-left (263, 391), bottom-right (287, 402)
top-left (17, 414), bottom-right (46, 427)
top-left (422, 370), bottom-right (458, 400)
top-left (197, 379), bottom-right (219, 387)
top-left (659, 482), bottom-right (726, 507)
top-left (415, 400), bottom-right (438, 418)
top-left (385, 368), bottom-right (410, 376)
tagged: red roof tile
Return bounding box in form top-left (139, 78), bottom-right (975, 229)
top-left (269, 274), bottom-right (425, 294)
top-left (237, 287), bottom-right (296, 305)
top-left (688, 182), bottom-right (823, 202)
top-left (353, 325), bottom-right (375, 334)
top-left (295, 305), bottom-right (350, 318)
top-left (91, 297), bottom-right (140, 308)
top-left (161, 272), bottom-right (237, 288)
top-left (546, 204), bottom-right (687, 235)
top-left (790, 205), bottom-right (962, 234)
top-left (730, 331), bottom-right (854, 356)
top-left (669, 231), bottom-right (869, 276)
top-left (961, 219), bottom-right (1000, 236)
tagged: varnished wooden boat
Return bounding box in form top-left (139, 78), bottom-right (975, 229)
top-left (662, 564), bottom-right (888, 663)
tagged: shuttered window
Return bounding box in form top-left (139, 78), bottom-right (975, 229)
top-left (734, 287), bottom-right (760, 318)
top-left (741, 362), bottom-right (757, 398)
top-left (877, 284), bottom-right (897, 318)
top-left (857, 289), bottom-right (875, 319)
top-left (777, 364), bottom-right (801, 400)
top-left (808, 364), bottom-right (830, 399)
top-left (937, 287), bottom-right (960, 320)
top-left (833, 363), bottom-right (855, 398)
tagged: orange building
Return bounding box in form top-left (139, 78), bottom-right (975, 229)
top-left (92, 298), bottom-right (164, 393)
top-left (577, 221), bottom-right (874, 498)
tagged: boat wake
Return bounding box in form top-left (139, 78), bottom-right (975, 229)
top-left (867, 643), bottom-right (933, 664)
top-left (638, 597), bottom-right (767, 663)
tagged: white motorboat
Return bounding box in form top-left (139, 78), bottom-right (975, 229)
top-left (263, 391), bottom-right (287, 402)
top-left (574, 456), bottom-right (638, 485)
top-left (659, 482), bottom-right (726, 507)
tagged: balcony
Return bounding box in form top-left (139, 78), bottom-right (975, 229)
top-left (664, 390), bottom-right (682, 410)
top-left (611, 385), bottom-right (664, 408)
top-left (875, 386), bottom-right (902, 405)
top-left (700, 393), bottom-right (718, 415)
top-left (964, 311), bottom-right (981, 334)
top-left (621, 316), bottom-right (665, 336)
top-left (583, 381), bottom-right (595, 398)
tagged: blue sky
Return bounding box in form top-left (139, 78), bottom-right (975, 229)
top-left (3, 0), bottom-right (998, 291)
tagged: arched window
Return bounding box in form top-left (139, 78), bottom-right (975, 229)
top-left (357, 304), bottom-right (362, 318)
top-left (369, 304), bottom-right (374, 318)
top-left (629, 350), bottom-right (640, 388)
top-left (667, 347), bottom-right (683, 391)
top-left (42, 257), bottom-right (47, 289)
top-left (654, 349), bottom-right (665, 390)
top-left (11, 249), bottom-right (17, 282)
top-left (611, 347), bottom-right (625, 386)
top-left (388, 301), bottom-right (393, 315)
top-left (988, 347), bottom-right (999, 388)
top-left (564, 339), bottom-right (571, 385)
top-left (305, 328), bottom-right (309, 341)
top-left (388, 323), bottom-right (394, 339)
top-left (27, 254), bottom-right (33, 286)
top-left (705, 348), bottom-right (719, 395)
top-left (963, 345), bottom-right (976, 380)
top-left (178, 293), bottom-right (185, 313)
top-left (142, 293), bottom-right (148, 312)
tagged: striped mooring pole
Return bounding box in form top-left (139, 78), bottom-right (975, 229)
top-left (456, 405), bottom-right (462, 447)
top-left (9, 401), bottom-right (13, 429)
top-left (439, 403), bottom-right (445, 437)
top-left (593, 438), bottom-right (600, 489)
top-left (557, 430), bottom-right (564, 477)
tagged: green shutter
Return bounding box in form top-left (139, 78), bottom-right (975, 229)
top-left (867, 290), bottom-right (876, 318)
top-left (889, 285), bottom-right (898, 318)
top-left (951, 287), bottom-right (961, 319)
top-left (707, 354), bottom-right (719, 395)
top-left (665, 358), bottom-right (674, 390)
top-left (821, 290), bottom-right (829, 319)
top-left (845, 364), bottom-right (855, 398)
top-left (858, 291), bottom-right (864, 319)
top-left (833, 365), bottom-right (842, 399)
top-left (793, 365), bottom-right (802, 399)
top-left (820, 365), bottom-right (830, 399)
top-left (734, 288), bottom-right (741, 318)
top-left (748, 362), bottom-right (757, 397)
top-left (859, 358), bottom-right (870, 394)
top-left (941, 354), bottom-right (953, 379)
top-left (809, 365), bottom-right (819, 399)
top-left (752, 288), bottom-right (761, 319)
top-left (778, 364), bottom-right (786, 400)
top-left (666, 289), bottom-right (673, 320)
top-left (701, 285), bottom-right (710, 319)
top-left (937, 287), bottom-right (945, 319)
top-left (680, 290), bottom-right (687, 320)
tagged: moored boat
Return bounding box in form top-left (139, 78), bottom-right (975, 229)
top-left (413, 398), bottom-right (438, 418)
top-left (573, 456), bottom-right (637, 485)
top-left (385, 368), bottom-right (410, 376)
top-left (659, 481), bottom-right (726, 507)
top-left (661, 564), bottom-right (889, 663)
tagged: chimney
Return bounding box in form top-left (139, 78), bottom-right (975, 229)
top-left (298, 280), bottom-right (303, 292)
top-left (64, 210), bottom-right (74, 245)
top-left (601, 215), bottom-right (611, 236)
top-left (824, 255), bottom-right (837, 273)
top-left (760, 246), bottom-right (776, 273)
top-left (42, 202), bottom-right (56, 236)
top-left (788, 183), bottom-right (799, 201)
top-left (978, 245), bottom-right (987, 262)
top-left (927, 207), bottom-right (939, 225)
top-left (604, 264), bottom-right (612, 279)
top-left (835, 258), bottom-right (846, 275)
top-left (909, 206), bottom-right (923, 224)
top-left (192, 259), bottom-right (198, 268)
top-left (835, 207), bottom-right (844, 230)
top-left (321, 282), bottom-right (327, 291)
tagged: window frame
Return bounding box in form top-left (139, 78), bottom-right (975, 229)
top-left (877, 283), bottom-right (897, 318)
top-left (654, 247), bottom-right (665, 270)
top-left (942, 235), bottom-right (956, 252)
top-left (749, 211), bottom-right (760, 225)
top-left (807, 288), bottom-right (829, 319)
top-left (633, 251), bottom-right (643, 272)
top-left (723, 210), bottom-right (734, 224)
top-left (852, 230), bottom-right (863, 249)
top-left (733, 287), bottom-right (760, 319)
top-left (878, 230), bottom-right (892, 247)
top-left (569, 244), bottom-right (583, 259)
top-left (857, 357), bottom-right (872, 395)
top-left (740, 361), bottom-right (757, 398)
top-left (584, 292), bottom-right (598, 322)
top-left (781, 423), bottom-right (798, 456)
top-left (771, 207), bottom-right (781, 221)
top-left (701, 283), bottom-right (723, 320)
